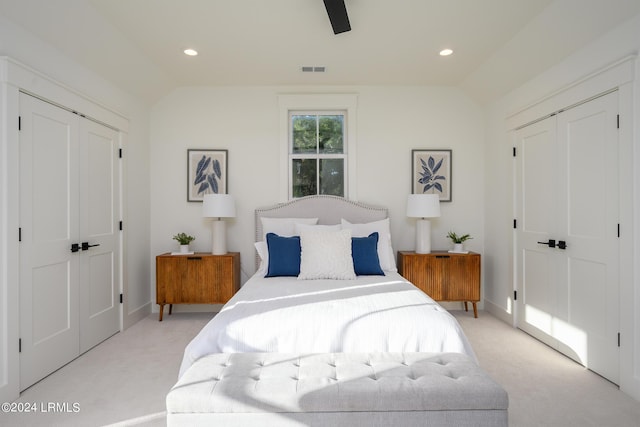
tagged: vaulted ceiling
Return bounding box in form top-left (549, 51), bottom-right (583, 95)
top-left (1, 0), bottom-right (638, 104)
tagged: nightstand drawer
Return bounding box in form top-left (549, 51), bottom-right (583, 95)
top-left (398, 251), bottom-right (480, 317)
top-left (156, 252), bottom-right (240, 320)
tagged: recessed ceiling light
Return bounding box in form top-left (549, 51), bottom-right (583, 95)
top-left (439, 49), bottom-right (453, 56)
top-left (184, 49), bottom-right (198, 56)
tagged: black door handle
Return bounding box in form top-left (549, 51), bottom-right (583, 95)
top-left (71, 243), bottom-right (80, 253)
top-left (537, 239), bottom-right (556, 248)
top-left (82, 242), bottom-right (100, 251)
top-left (557, 240), bottom-right (567, 250)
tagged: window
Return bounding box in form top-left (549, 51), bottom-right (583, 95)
top-left (290, 112), bottom-right (346, 198)
top-left (278, 94), bottom-right (357, 201)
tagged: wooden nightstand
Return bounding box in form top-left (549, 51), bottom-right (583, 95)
top-left (156, 252), bottom-right (240, 321)
top-left (397, 251), bottom-right (481, 317)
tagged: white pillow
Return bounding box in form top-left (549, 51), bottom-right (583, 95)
top-left (254, 241), bottom-right (268, 276)
top-left (294, 223), bottom-right (342, 234)
top-left (341, 218), bottom-right (397, 272)
top-left (260, 217), bottom-right (318, 241)
top-left (298, 229), bottom-right (356, 280)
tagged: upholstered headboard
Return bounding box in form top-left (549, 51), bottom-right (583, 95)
top-left (254, 195), bottom-right (388, 267)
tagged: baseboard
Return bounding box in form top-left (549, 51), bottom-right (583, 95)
top-left (123, 301), bottom-right (151, 330)
top-left (484, 299), bottom-right (514, 326)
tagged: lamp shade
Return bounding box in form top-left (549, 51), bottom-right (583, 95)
top-left (406, 194), bottom-right (441, 218)
top-left (202, 194), bottom-right (236, 218)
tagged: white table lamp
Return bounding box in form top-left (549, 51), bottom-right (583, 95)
top-left (407, 194), bottom-right (441, 254)
top-left (202, 194), bottom-right (236, 255)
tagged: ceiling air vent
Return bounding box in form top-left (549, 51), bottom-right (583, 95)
top-left (301, 66), bottom-right (326, 73)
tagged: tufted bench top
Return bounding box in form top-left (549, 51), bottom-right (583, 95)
top-left (167, 352), bottom-right (508, 418)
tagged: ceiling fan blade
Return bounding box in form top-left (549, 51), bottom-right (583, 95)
top-left (323, 0), bottom-right (351, 34)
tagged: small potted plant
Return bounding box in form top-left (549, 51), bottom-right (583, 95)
top-left (173, 233), bottom-right (195, 253)
top-left (447, 231), bottom-right (472, 253)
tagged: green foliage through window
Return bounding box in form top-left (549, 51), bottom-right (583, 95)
top-left (290, 112), bottom-right (346, 198)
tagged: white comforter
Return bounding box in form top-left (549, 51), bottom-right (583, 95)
top-left (178, 272), bottom-right (476, 378)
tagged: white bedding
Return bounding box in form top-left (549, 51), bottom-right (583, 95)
top-left (178, 272), bottom-right (476, 378)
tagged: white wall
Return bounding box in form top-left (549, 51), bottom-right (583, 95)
top-left (483, 12), bottom-right (640, 400)
top-left (0, 16), bottom-right (151, 401)
top-left (149, 85), bottom-right (485, 304)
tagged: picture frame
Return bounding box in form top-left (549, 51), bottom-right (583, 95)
top-left (187, 149), bottom-right (228, 202)
top-left (411, 149), bottom-right (452, 202)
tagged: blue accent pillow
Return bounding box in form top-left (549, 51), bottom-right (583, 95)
top-left (265, 233), bottom-right (301, 277)
top-left (351, 232), bottom-right (385, 276)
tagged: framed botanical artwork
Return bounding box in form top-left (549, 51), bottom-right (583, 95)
top-left (411, 149), bottom-right (452, 202)
top-left (187, 149), bottom-right (228, 202)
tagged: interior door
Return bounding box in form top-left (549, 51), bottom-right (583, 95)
top-left (19, 93), bottom-right (121, 390)
top-left (19, 93), bottom-right (80, 390)
top-left (515, 116), bottom-right (561, 347)
top-left (79, 119), bottom-right (120, 353)
top-left (515, 91), bottom-right (619, 384)
top-left (556, 92), bottom-right (619, 383)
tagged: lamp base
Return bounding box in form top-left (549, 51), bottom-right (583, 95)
top-left (415, 218), bottom-right (432, 254)
top-left (211, 219), bottom-right (227, 255)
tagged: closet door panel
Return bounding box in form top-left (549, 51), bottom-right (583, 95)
top-left (19, 93), bottom-right (80, 391)
top-left (515, 116), bottom-right (560, 345)
top-left (557, 91), bottom-right (619, 384)
top-left (79, 119), bottom-right (120, 353)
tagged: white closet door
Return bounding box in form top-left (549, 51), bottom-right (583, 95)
top-left (515, 91), bottom-right (619, 384)
top-left (515, 116), bottom-right (562, 347)
top-left (79, 119), bottom-right (120, 353)
top-left (556, 91), bottom-right (619, 384)
top-left (19, 94), bottom-right (80, 390)
top-left (19, 94), bottom-right (121, 390)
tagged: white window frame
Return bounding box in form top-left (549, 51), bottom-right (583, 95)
top-left (288, 110), bottom-right (347, 199)
top-left (278, 94), bottom-right (357, 201)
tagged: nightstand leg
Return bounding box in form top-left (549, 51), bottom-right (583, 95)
top-left (464, 301), bottom-right (468, 312)
top-left (159, 304), bottom-right (164, 322)
top-left (169, 304), bottom-right (173, 315)
top-left (472, 302), bottom-right (478, 318)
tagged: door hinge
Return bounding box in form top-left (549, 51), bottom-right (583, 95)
top-left (513, 147), bottom-right (516, 157)
top-left (617, 223), bottom-right (620, 238)
top-left (18, 116), bottom-right (21, 131)
top-left (120, 293), bottom-right (123, 304)
top-left (618, 332), bottom-right (621, 347)
top-left (19, 338), bottom-right (22, 353)
top-left (119, 148), bottom-right (123, 158)
top-left (617, 114), bottom-right (620, 129)
top-left (119, 221), bottom-right (123, 231)
top-left (18, 227), bottom-right (22, 242)
top-left (513, 290), bottom-right (517, 301)
top-left (513, 219), bottom-right (517, 229)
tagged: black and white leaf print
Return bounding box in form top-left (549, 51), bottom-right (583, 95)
top-left (196, 155), bottom-right (211, 177)
top-left (192, 152), bottom-right (225, 197)
top-left (194, 172), bottom-right (207, 185)
top-left (198, 181), bottom-right (209, 194)
top-left (213, 159), bottom-right (222, 179)
top-left (418, 155), bottom-right (446, 195)
top-left (207, 174), bottom-right (219, 194)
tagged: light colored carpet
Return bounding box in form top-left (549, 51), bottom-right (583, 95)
top-left (455, 312), bottom-right (640, 427)
top-left (2, 310), bottom-right (640, 426)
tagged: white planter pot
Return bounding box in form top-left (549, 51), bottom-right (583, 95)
top-left (453, 243), bottom-right (464, 253)
top-left (179, 244), bottom-right (190, 253)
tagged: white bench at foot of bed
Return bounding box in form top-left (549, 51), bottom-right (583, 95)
top-left (167, 352), bottom-right (508, 427)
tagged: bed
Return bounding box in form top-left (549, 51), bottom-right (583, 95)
top-left (169, 196), bottom-right (507, 426)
